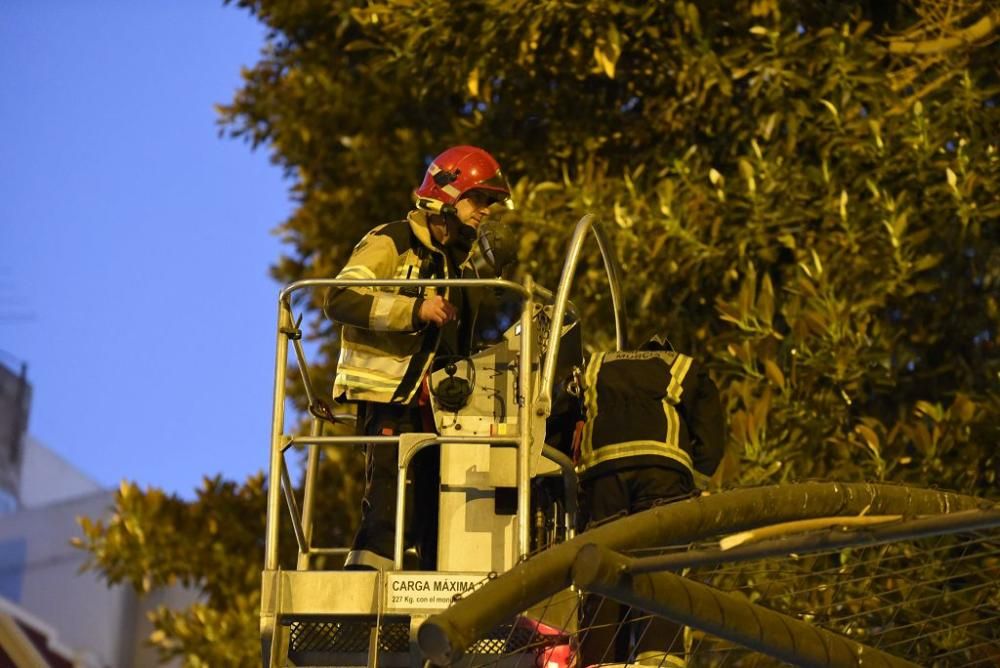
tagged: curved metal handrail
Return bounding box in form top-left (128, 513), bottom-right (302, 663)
top-left (535, 214), bottom-right (628, 417)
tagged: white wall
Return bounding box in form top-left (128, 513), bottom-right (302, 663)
top-left (0, 490), bottom-right (199, 667)
top-left (0, 491), bottom-right (132, 666)
top-left (18, 436), bottom-right (102, 509)
top-left (0, 439), bottom-right (201, 667)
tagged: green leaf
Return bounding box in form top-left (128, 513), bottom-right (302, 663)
top-left (763, 358), bottom-right (785, 389)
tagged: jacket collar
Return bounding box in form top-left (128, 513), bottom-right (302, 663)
top-left (407, 210), bottom-right (441, 254)
top-left (407, 209), bottom-right (473, 265)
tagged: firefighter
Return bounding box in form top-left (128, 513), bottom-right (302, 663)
top-left (575, 334), bottom-right (725, 667)
top-left (324, 146), bottom-right (513, 571)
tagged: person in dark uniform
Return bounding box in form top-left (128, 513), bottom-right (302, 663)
top-left (575, 334), bottom-right (725, 667)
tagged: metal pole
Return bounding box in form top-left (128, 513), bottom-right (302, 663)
top-left (393, 462), bottom-right (408, 570)
top-left (297, 420), bottom-right (322, 570)
top-left (284, 434), bottom-right (392, 451)
top-left (280, 457), bottom-right (307, 554)
top-left (541, 444), bottom-right (578, 520)
top-left (279, 277), bottom-right (534, 303)
top-left (285, 434), bottom-right (511, 448)
top-left (518, 275), bottom-right (535, 560)
top-left (291, 337), bottom-right (320, 408)
top-left (265, 300), bottom-right (292, 572)
top-left (266, 571), bottom-right (284, 668)
top-left (392, 434), bottom-right (511, 569)
top-left (536, 215), bottom-right (590, 419)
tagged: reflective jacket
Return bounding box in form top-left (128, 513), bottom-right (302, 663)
top-left (324, 210), bottom-right (472, 404)
top-left (577, 350), bottom-right (724, 488)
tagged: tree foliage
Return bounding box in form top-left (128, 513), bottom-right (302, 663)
top-left (76, 477), bottom-right (267, 666)
top-left (75, 464), bottom-right (361, 666)
top-left (216, 0), bottom-right (998, 487)
top-left (79, 0), bottom-right (999, 664)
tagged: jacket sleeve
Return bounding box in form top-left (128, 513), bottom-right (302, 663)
top-left (323, 230), bottom-right (423, 332)
top-left (682, 365), bottom-right (725, 479)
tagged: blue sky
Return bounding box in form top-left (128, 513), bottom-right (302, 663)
top-left (1, 2), bottom-right (293, 498)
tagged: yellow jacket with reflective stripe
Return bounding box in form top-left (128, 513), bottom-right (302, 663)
top-left (324, 211), bottom-right (469, 404)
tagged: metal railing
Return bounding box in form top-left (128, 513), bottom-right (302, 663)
top-left (266, 276), bottom-right (542, 572)
top-left (263, 214), bottom-right (628, 574)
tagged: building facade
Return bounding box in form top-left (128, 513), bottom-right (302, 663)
top-left (0, 358), bottom-right (194, 667)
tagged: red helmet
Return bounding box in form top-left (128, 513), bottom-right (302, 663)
top-left (414, 145), bottom-right (513, 215)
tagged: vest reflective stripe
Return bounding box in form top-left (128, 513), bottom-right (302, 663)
top-left (666, 354), bottom-right (692, 403)
top-left (336, 362), bottom-right (405, 384)
top-left (334, 344), bottom-right (414, 400)
top-left (391, 261), bottom-right (434, 294)
top-left (371, 293), bottom-right (398, 330)
top-left (663, 400), bottom-right (680, 454)
top-left (337, 264), bottom-right (377, 280)
top-left (336, 351), bottom-right (410, 383)
top-left (580, 352), bottom-right (606, 464)
top-left (336, 372), bottom-right (399, 391)
top-left (575, 441), bottom-right (695, 476)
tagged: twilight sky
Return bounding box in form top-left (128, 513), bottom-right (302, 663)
top-left (1, 2), bottom-right (294, 497)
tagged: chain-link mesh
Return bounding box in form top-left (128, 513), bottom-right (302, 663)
top-left (443, 521), bottom-right (1000, 667)
top-left (680, 528), bottom-right (1000, 666)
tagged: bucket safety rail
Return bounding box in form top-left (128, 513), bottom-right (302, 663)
top-left (266, 276), bottom-right (559, 573)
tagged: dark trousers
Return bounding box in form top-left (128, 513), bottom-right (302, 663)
top-left (350, 401), bottom-right (440, 569)
top-left (578, 465), bottom-right (693, 666)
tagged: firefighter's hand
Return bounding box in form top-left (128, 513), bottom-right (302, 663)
top-left (418, 296), bottom-right (457, 326)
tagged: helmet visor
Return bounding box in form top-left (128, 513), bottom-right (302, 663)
top-left (476, 171), bottom-right (513, 207)
top-left (479, 170), bottom-right (510, 191)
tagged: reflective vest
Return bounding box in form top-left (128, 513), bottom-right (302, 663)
top-left (325, 210), bottom-right (469, 404)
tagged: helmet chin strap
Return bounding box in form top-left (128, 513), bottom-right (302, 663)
top-left (417, 194), bottom-right (476, 254)
top-left (427, 210), bottom-right (474, 253)
top-left (451, 222), bottom-right (478, 255)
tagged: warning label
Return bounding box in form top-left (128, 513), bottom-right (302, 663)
top-left (385, 573), bottom-right (486, 611)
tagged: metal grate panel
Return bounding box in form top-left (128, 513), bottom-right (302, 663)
top-left (377, 620), bottom-right (412, 653)
top-left (288, 617), bottom-right (411, 655)
top-left (467, 623), bottom-right (540, 655)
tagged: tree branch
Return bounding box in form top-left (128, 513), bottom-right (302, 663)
top-left (887, 65), bottom-right (963, 116)
top-left (887, 53), bottom-right (948, 92)
top-left (889, 10), bottom-right (1000, 55)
